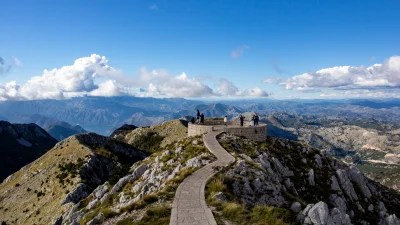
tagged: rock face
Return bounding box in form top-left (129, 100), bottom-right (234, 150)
top-left (61, 136), bottom-right (214, 225)
top-left (218, 135), bottom-right (400, 225)
top-left (0, 120), bottom-right (57, 181)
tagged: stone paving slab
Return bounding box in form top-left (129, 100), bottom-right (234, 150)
top-left (170, 129), bottom-right (235, 225)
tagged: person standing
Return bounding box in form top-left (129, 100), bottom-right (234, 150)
top-left (239, 115), bottom-right (245, 126)
top-left (196, 109), bottom-right (200, 124)
top-left (200, 113), bottom-right (205, 123)
top-left (224, 115), bottom-right (228, 127)
top-left (255, 113), bottom-right (259, 126)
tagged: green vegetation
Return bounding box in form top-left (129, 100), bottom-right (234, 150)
top-left (108, 164), bottom-right (131, 185)
top-left (132, 206), bottom-right (170, 225)
top-left (182, 145), bottom-right (206, 162)
top-left (206, 170), bottom-right (294, 225)
top-left (56, 158), bottom-right (85, 184)
top-left (95, 146), bottom-right (118, 161)
top-left (129, 132), bottom-right (164, 154)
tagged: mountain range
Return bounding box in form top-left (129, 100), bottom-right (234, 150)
top-left (1, 119), bottom-right (399, 225)
top-left (1, 97), bottom-right (399, 135)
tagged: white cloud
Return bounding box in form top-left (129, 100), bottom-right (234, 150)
top-left (0, 54), bottom-right (120, 100)
top-left (89, 80), bottom-right (123, 97)
top-left (231, 46), bottom-right (249, 59)
top-left (277, 56), bottom-right (400, 91)
top-left (0, 54), bottom-right (270, 100)
top-left (217, 78), bottom-right (268, 97)
top-left (218, 78), bottom-right (240, 95)
top-left (137, 69), bottom-right (215, 98)
top-left (262, 77), bottom-right (285, 84)
top-left (149, 4), bottom-right (159, 10)
top-left (243, 87), bottom-right (269, 97)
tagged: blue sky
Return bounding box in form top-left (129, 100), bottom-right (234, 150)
top-left (1, 0), bottom-right (400, 100)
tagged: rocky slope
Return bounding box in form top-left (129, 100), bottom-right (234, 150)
top-left (263, 113), bottom-right (400, 191)
top-left (113, 119), bottom-right (189, 148)
top-left (61, 135), bottom-right (214, 225)
top-left (207, 134), bottom-right (400, 225)
top-left (0, 120), bottom-right (58, 181)
top-left (0, 133), bottom-right (146, 225)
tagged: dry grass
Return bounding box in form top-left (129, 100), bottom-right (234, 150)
top-left (0, 137), bottom-right (92, 225)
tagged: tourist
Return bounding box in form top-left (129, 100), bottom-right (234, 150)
top-left (250, 119), bottom-right (254, 126)
top-left (200, 113), bottom-right (205, 124)
top-left (191, 117), bottom-right (195, 124)
top-left (255, 113), bottom-right (259, 126)
top-left (196, 109), bottom-right (200, 124)
top-left (239, 115), bottom-right (245, 126)
top-left (224, 115), bottom-right (228, 127)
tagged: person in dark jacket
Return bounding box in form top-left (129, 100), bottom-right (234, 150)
top-left (196, 109), bottom-right (201, 124)
top-left (255, 113), bottom-right (259, 126)
top-left (239, 115), bottom-right (245, 126)
top-left (200, 113), bottom-right (205, 123)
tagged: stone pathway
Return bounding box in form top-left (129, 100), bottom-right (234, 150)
top-left (170, 129), bottom-right (235, 225)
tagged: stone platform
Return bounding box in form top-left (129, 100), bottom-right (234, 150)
top-left (188, 119), bottom-right (267, 142)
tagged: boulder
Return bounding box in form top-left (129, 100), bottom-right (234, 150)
top-left (384, 214), bottom-right (400, 225)
top-left (336, 169), bottom-right (358, 201)
top-left (86, 199), bottom-right (99, 210)
top-left (93, 184), bottom-right (108, 199)
top-left (348, 166), bottom-right (372, 199)
top-left (331, 176), bottom-right (341, 192)
top-left (110, 175), bottom-right (134, 194)
top-left (186, 156), bottom-right (202, 168)
top-left (308, 201), bottom-right (329, 225)
top-left (132, 164), bottom-right (148, 179)
top-left (328, 208), bottom-right (351, 225)
top-left (291, 202), bottom-right (302, 213)
top-left (62, 183), bottom-right (90, 205)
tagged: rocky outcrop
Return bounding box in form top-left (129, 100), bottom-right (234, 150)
top-left (62, 136), bottom-right (214, 225)
top-left (217, 135), bottom-right (400, 225)
top-left (62, 183), bottom-right (90, 205)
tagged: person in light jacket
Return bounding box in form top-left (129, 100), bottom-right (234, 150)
top-left (224, 115), bottom-right (228, 127)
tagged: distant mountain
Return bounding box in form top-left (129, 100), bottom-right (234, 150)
top-left (0, 97), bottom-right (400, 135)
top-left (0, 115), bottom-right (7, 121)
top-left (110, 124), bottom-right (138, 137)
top-left (0, 121), bottom-right (57, 181)
top-left (45, 121), bottom-right (87, 141)
top-left (193, 103), bottom-right (243, 118)
top-left (12, 114), bottom-right (59, 128)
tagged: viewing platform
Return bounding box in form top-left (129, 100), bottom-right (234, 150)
top-left (188, 118), bottom-right (267, 142)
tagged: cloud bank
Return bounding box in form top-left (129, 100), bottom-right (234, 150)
top-left (264, 56), bottom-right (400, 93)
top-left (0, 54), bottom-right (268, 100)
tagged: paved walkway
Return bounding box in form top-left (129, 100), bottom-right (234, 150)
top-left (170, 128), bottom-right (235, 225)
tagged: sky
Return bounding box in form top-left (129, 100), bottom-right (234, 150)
top-left (0, 0), bottom-right (399, 100)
